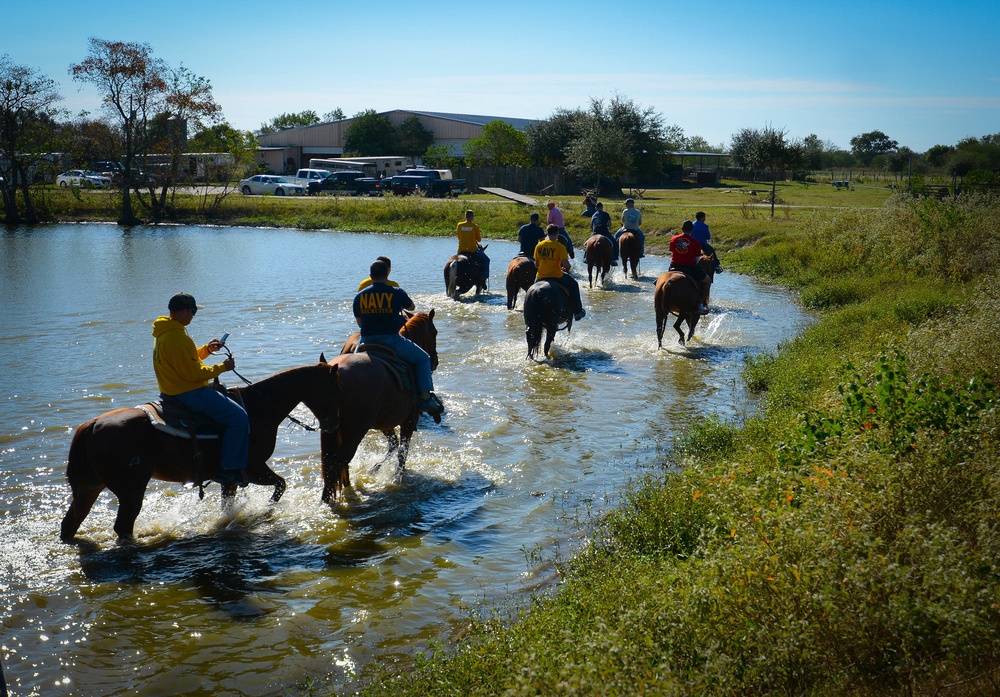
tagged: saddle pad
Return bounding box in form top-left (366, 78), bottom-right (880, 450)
top-left (356, 344), bottom-right (413, 392)
top-left (138, 403), bottom-right (219, 440)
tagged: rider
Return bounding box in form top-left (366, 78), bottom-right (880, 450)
top-left (152, 292), bottom-right (249, 486)
top-left (589, 201), bottom-right (617, 266)
top-left (614, 198), bottom-right (646, 259)
top-left (358, 255), bottom-right (399, 291)
top-left (669, 221), bottom-right (711, 315)
top-left (353, 259), bottom-right (441, 413)
top-left (534, 224), bottom-right (586, 321)
top-left (692, 211), bottom-right (723, 273)
top-left (456, 210), bottom-right (490, 290)
top-left (546, 199), bottom-right (575, 258)
top-left (517, 212), bottom-right (545, 259)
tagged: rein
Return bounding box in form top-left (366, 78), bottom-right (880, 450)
top-left (221, 346), bottom-right (319, 433)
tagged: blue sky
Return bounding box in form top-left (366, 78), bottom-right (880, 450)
top-left (4, 0), bottom-right (998, 152)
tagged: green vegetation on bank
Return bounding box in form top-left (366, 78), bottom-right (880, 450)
top-left (330, 193), bottom-right (1000, 696)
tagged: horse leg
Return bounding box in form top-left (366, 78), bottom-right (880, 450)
top-left (544, 323), bottom-right (555, 358)
top-left (60, 485), bottom-right (104, 542)
top-left (320, 429), bottom-right (361, 503)
top-left (687, 315), bottom-right (700, 343)
top-left (259, 465), bottom-right (287, 503)
top-left (674, 315), bottom-right (686, 345)
top-left (110, 487), bottom-right (147, 540)
top-left (655, 306), bottom-right (666, 349)
top-left (397, 416), bottom-right (419, 469)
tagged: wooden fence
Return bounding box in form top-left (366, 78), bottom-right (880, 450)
top-left (455, 165), bottom-right (581, 197)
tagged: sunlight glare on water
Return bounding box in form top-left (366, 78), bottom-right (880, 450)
top-left (0, 224), bottom-right (810, 695)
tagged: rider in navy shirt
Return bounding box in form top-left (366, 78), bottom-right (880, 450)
top-left (353, 259), bottom-right (440, 412)
top-left (517, 212), bottom-right (546, 258)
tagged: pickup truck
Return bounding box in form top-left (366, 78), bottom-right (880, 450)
top-left (385, 168), bottom-right (466, 198)
top-left (291, 168), bottom-right (382, 196)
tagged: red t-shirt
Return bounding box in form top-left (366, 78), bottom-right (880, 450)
top-left (669, 233), bottom-right (703, 265)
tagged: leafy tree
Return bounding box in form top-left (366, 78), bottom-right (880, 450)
top-left (398, 116), bottom-right (434, 158)
top-left (850, 129), bottom-right (898, 166)
top-left (423, 144), bottom-right (460, 170)
top-left (322, 107), bottom-right (345, 122)
top-left (923, 144), bottom-right (953, 168)
top-left (684, 135), bottom-right (722, 153)
top-left (139, 65), bottom-right (221, 219)
top-left (188, 123), bottom-right (258, 215)
top-left (564, 119), bottom-right (633, 189)
top-left (343, 109), bottom-right (398, 156)
top-left (589, 94), bottom-right (681, 180)
top-left (61, 116), bottom-right (119, 169)
top-left (463, 120), bottom-right (531, 167)
top-left (526, 108), bottom-right (586, 167)
top-left (0, 54), bottom-right (63, 224)
top-left (799, 134), bottom-right (826, 170)
top-left (258, 110), bottom-right (319, 134)
top-left (729, 124), bottom-right (797, 216)
top-left (71, 38), bottom-right (168, 225)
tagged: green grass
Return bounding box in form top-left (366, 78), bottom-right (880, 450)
top-left (334, 192), bottom-right (1000, 697)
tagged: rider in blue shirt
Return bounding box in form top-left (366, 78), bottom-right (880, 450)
top-left (353, 259), bottom-right (440, 412)
top-left (692, 211), bottom-right (722, 273)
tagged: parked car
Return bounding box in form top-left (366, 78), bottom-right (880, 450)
top-left (238, 175), bottom-right (306, 196)
top-left (56, 170), bottom-right (112, 188)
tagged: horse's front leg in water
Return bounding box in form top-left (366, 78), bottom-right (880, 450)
top-left (220, 483), bottom-right (238, 513)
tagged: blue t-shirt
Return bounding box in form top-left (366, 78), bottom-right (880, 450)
top-left (591, 210), bottom-right (612, 235)
top-left (518, 222), bottom-right (545, 257)
top-left (353, 282), bottom-right (413, 336)
top-left (691, 220), bottom-right (711, 245)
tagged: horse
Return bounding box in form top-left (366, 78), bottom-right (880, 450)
top-left (60, 362), bottom-right (341, 541)
top-left (583, 234), bottom-right (613, 288)
top-left (654, 255), bottom-right (717, 347)
top-left (524, 280), bottom-right (574, 360)
top-left (444, 244), bottom-right (489, 299)
top-left (322, 310), bottom-right (441, 502)
top-left (505, 256), bottom-right (536, 310)
top-left (619, 231), bottom-right (641, 280)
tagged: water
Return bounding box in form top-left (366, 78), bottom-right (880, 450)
top-left (0, 224), bottom-right (810, 696)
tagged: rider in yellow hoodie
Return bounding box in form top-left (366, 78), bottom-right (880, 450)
top-left (152, 293), bottom-right (249, 486)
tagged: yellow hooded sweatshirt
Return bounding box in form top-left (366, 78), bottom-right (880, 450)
top-left (151, 316), bottom-right (226, 396)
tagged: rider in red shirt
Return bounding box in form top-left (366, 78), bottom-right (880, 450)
top-left (669, 220), bottom-right (712, 314)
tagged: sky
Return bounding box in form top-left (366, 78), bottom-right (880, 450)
top-left (3, 0), bottom-right (998, 152)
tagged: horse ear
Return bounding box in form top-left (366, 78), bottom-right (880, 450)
top-left (402, 309), bottom-right (414, 319)
top-left (428, 308), bottom-right (435, 319)
top-left (319, 352), bottom-right (327, 364)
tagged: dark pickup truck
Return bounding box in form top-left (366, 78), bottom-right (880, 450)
top-left (294, 169), bottom-right (382, 196)
top-left (385, 168), bottom-right (466, 198)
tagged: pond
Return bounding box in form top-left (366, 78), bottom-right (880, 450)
top-left (0, 223), bottom-right (810, 696)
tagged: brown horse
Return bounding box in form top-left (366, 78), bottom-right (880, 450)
top-left (584, 234), bottom-right (613, 288)
top-left (322, 310), bottom-right (440, 502)
top-left (618, 231), bottom-right (641, 280)
top-left (505, 256), bottom-right (536, 310)
top-left (444, 244), bottom-right (488, 299)
top-left (60, 362), bottom-right (341, 541)
top-left (654, 256), bottom-right (717, 347)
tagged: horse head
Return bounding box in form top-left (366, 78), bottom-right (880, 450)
top-left (400, 309), bottom-right (439, 370)
top-left (314, 356), bottom-right (341, 433)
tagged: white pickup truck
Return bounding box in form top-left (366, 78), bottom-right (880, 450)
top-left (289, 168), bottom-right (332, 193)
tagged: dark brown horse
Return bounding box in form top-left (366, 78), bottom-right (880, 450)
top-left (584, 234), bottom-right (613, 288)
top-left (524, 280), bottom-right (574, 360)
top-left (618, 231), bottom-right (641, 280)
top-left (322, 310), bottom-right (440, 502)
top-left (654, 256), bottom-right (717, 347)
top-left (60, 362), bottom-right (341, 541)
top-left (505, 256), bottom-right (536, 310)
top-left (444, 244), bottom-right (488, 299)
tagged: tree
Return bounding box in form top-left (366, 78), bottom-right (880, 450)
top-left (258, 110), bottom-right (319, 134)
top-left (71, 38), bottom-right (168, 225)
top-left (526, 108), bottom-right (586, 167)
top-left (322, 107), bottom-right (345, 122)
top-left (729, 124), bottom-right (796, 216)
top-left (850, 130), bottom-right (898, 166)
top-left (564, 119), bottom-right (633, 190)
top-left (463, 120), bottom-right (531, 167)
top-left (139, 65), bottom-right (221, 219)
top-left (923, 144), bottom-right (953, 168)
top-left (343, 109), bottom-right (398, 155)
top-left (684, 135), bottom-right (722, 153)
top-left (589, 94), bottom-right (681, 180)
top-left (398, 116), bottom-right (434, 158)
top-left (0, 54), bottom-right (63, 224)
top-left (188, 123), bottom-right (258, 215)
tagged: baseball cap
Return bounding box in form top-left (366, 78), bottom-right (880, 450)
top-left (168, 293), bottom-right (200, 311)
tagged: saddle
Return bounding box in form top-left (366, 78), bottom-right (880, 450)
top-left (138, 392), bottom-right (224, 440)
top-left (356, 343), bottom-right (414, 392)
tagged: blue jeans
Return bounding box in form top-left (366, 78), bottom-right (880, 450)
top-left (169, 386), bottom-right (250, 471)
top-left (360, 333), bottom-right (433, 393)
top-left (473, 249), bottom-right (491, 280)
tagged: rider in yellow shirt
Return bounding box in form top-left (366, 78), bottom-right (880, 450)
top-left (455, 210), bottom-right (490, 289)
top-left (534, 224), bottom-right (586, 321)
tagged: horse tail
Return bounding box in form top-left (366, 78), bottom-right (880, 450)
top-left (66, 419), bottom-right (99, 488)
top-left (523, 287), bottom-right (543, 359)
top-left (446, 261), bottom-right (459, 299)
